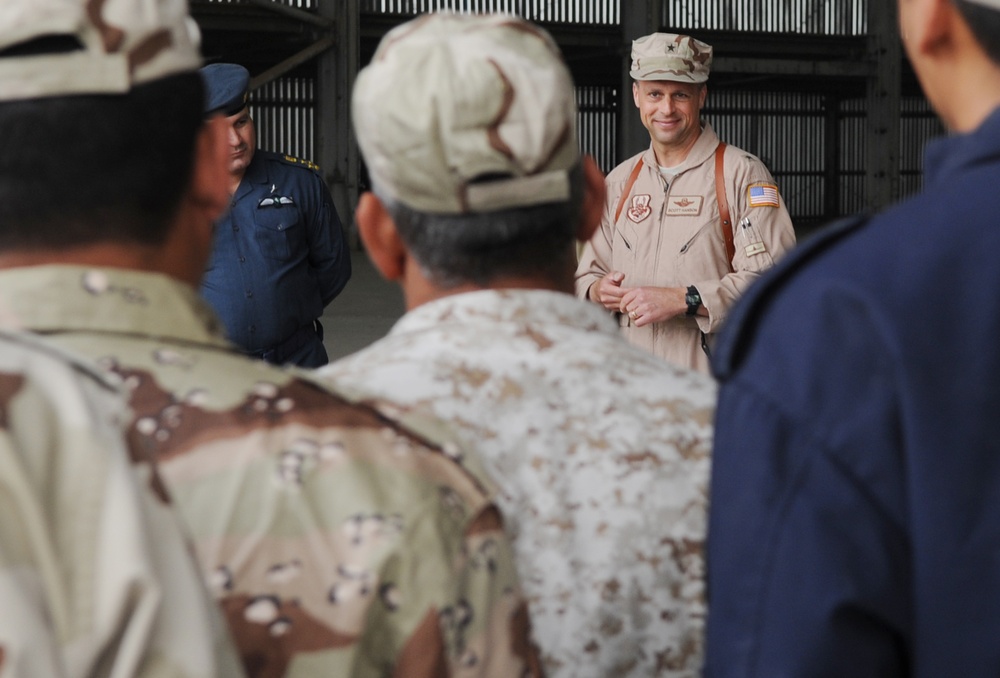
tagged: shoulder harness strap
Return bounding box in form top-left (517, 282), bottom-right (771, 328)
top-left (714, 142), bottom-right (736, 273)
top-left (613, 157), bottom-right (645, 224)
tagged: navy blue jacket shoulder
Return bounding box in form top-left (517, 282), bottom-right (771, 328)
top-left (706, 107), bottom-right (1000, 678)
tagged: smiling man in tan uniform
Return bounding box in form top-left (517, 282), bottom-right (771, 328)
top-left (575, 33), bottom-right (797, 372)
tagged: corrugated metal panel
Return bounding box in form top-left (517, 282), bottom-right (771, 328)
top-left (661, 0), bottom-right (866, 34)
top-left (705, 91), bottom-right (941, 226)
top-left (205, 0), bottom-right (316, 6)
top-left (249, 77), bottom-right (316, 161)
top-left (360, 0), bottom-right (619, 24)
top-left (577, 86), bottom-right (618, 174)
top-left (705, 90), bottom-right (827, 225)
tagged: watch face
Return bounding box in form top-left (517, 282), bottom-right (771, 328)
top-left (686, 292), bottom-right (701, 306)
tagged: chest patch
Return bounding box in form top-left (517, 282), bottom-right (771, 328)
top-left (666, 196), bottom-right (704, 216)
top-left (627, 194), bottom-right (652, 223)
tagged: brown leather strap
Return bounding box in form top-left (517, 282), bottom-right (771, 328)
top-left (613, 157), bottom-right (645, 223)
top-left (714, 142), bottom-right (735, 273)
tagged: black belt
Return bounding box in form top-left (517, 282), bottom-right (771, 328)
top-left (247, 321), bottom-right (321, 364)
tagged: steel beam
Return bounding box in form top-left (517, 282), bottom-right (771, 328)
top-left (865, 1), bottom-right (901, 211)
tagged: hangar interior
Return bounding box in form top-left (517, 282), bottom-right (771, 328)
top-left (191, 0), bottom-right (940, 240)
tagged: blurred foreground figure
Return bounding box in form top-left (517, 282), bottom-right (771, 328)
top-left (322, 12), bottom-right (716, 677)
top-left (0, 0), bottom-right (539, 676)
top-left (705, 0), bottom-right (1000, 676)
top-left (0, 0), bottom-right (244, 675)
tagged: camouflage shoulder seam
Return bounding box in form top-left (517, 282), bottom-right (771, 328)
top-left (294, 369), bottom-right (500, 500)
top-left (0, 328), bottom-right (122, 392)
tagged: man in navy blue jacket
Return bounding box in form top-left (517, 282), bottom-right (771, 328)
top-left (199, 63), bottom-right (351, 367)
top-left (706, 1), bottom-right (1000, 676)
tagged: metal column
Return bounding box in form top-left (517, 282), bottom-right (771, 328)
top-left (618, 0), bottom-right (660, 162)
top-left (865, 1), bottom-right (901, 211)
top-left (318, 0), bottom-right (360, 248)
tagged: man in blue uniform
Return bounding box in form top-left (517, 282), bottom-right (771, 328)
top-left (199, 63), bottom-right (350, 367)
top-left (705, 0), bottom-right (1000, 676)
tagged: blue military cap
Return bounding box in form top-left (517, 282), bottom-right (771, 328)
top-left (200, 63), bottom-right (250, 116)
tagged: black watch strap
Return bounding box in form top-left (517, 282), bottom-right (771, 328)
top-left (685, 285), bottom-right (702, 317)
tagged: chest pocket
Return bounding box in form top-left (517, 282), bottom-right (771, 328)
top-left (255, 203), bottom-right (302, 261)
top-left (611, 216), bottom-right (640, 275)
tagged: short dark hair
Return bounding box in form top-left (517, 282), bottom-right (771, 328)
top-left (377, 164), bottom-right (584, 289)
top-left (955, 0), bottom-right (1000, 65)
top-left (0, 72), bottom-right (203, 250)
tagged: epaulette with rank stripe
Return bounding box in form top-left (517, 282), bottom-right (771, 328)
top-left (281, 154), bottom-right (321, 172)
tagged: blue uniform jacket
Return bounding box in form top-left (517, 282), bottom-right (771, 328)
top-left (706, 106), bottom-right (1000, 677)
top-left (200, 150), bottom-right (351, 352)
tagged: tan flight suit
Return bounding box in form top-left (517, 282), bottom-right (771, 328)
top-left (576, 123), bottom-right (797, 373)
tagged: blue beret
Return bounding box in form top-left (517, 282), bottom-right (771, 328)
top-left (200, 63), bottom-right (250, 116)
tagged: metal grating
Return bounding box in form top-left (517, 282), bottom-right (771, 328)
top-left (705, 91), bottom-right (941, 228)
top-left (577, 86), bottom-right (618, 174)
top-left (249, 77), bottom-right (316, 162)
top-left (204, 0), bottom-right (317, 6)
top-left (360, 0), bottom-right (619, 24)
top-left (660, 0), bottom-right (866, 34)
top-left (705, 90), bottom-right (828, 226)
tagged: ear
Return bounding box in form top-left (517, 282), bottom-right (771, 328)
top-left (189, 115), bottom-right (232, 220)
top-left (576, 155), bottom-right (607, 243)
top-left (356, 192), bottom-right (407, 281)
top-left (698, 84), bottom-right (708, 111)
top-left (632, 81), bottom-right (641, 108)
top-left (901, 0), bottom-right (953, 57)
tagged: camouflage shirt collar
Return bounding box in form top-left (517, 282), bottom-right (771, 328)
top-left (389, 288), bottom-right (618, 338)
top-left (0, 265), bottom-right (230, 349)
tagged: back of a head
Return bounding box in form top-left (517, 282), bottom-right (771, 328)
top-left (0, 0), bottom-right (205, 250)
top-left (352, 12), bottom-right (585, 288)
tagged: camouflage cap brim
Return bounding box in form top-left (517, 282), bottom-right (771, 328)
top-left (0, 0), bottom-right (201, 102)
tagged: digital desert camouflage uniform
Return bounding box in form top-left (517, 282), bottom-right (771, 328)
top-left (0, 265), bottom-right (540, 678)
top-left (0, 328), bottom-right (244, 677)
top-left (320, 288), bottom-right (716, 677)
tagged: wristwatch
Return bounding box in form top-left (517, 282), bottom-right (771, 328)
top-left (685, 285), bottom-right (702, 317)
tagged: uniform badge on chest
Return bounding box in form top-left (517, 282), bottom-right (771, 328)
top-left (627, 194), bottom-right (652, 223)
top-left (666, 196), bottom-right (704, 216)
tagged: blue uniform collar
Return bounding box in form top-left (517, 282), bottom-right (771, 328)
top-left (233, 150), bottom-right (275, 202)
top-left (924, 106), bottom-right (1000, 187)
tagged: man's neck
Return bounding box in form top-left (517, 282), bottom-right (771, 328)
top-left (228, 172), bottom-right (245, 195)
top-left (651, 127), bottom-right (703, 168)
top-left (401, 254), bottom-right (575, 312)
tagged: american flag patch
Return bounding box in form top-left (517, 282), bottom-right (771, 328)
top-left (748, 183), bottom-right (780, 208)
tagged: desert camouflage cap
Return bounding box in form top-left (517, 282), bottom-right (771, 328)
top-left (352, 12), bottom-right (580, 215)
top-left (0, 0), bottom-right (201, 102)
top-left (630, 33), bottom-right (713, 83)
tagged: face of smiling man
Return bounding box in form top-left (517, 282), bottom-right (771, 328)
top-left (632, 79), bottom-right (707, 165)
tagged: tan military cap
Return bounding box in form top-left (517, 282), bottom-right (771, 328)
top-left (630, 33), bottom-right (713, 83)
top-left (964, 0), bottom-right (1000, 8)
top-left (0, 0), bottom-right (201, 102)
top-left (352, 12), bottom-right (579, 215)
